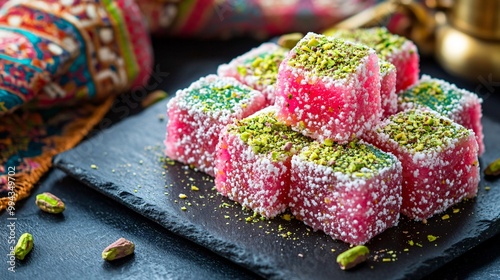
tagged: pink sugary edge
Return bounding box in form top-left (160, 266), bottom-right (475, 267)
top-left (363, 108), bottom-right (480, 220)
top-left (397, 75), bottom-right (485, 155)
top-left (275, 39), bottom-right (381, 143)
top-left (217, 42), bottom-right (285, 102)
top-left (288, 145), bottom-right (402, 244)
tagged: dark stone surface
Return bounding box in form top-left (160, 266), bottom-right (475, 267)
top-left (50, 37), bottom-right (500, 279)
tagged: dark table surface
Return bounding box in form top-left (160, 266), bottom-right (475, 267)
top-left (2, 36), bottom-right (500, 280)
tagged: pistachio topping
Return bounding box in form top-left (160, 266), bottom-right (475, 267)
top-left (399, 80), bottom-right (463, 114)
top-left (239, 49), bottom-right (287, 86)
top-left (380, 110), bottom-right (470, 152)
top-left (299, 140), bottom-right (395, 178)
top-left (287, 33), bottom-right (371, 80)
top-left (183, 82), bottom-right (253, 113)
top-left (229, 111), bottom-right (312, 161)
top-left (328, 27), bottom-right (407, 59)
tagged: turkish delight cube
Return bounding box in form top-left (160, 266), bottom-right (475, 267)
top-left (398, 75), bottom-right (484, 155)
top-left (289, 140), bottom-right (402, 245)
top-left (364, 109), bottom-right (480, 220)
top-left (275, 32), bottom-right (382, 143)
top-left (215, 107), bottom-right (312, 217)
top-left (327, 27), bottom-right (419, 92)
top-left (165, 75), bottom-right (266, 176)
top-left (218, 43), bottom-right (288, 105)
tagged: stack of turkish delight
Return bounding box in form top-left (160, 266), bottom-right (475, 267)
top-left (164, 30), bottom-right (482, 244)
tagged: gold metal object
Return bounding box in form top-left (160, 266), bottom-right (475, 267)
top-left (435, 0), bottom-right (500, 81)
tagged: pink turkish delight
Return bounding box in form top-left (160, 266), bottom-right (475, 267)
top-left (364, 109), bottom-right (480, 220)
top-left (215, 107), bottom-right (312, 217)
top-left (398, 75), bottom-right (484, 155)
top-left (275, 32), bottom-right (382, 143)
top-left (165, 75), bottom-right (266, 176)
top-left (327, 27), bottom-right (419, 92)
top-left (289, 140), bottom-right (402, 245)
top-left (217, 43), bottom-right (288, 105)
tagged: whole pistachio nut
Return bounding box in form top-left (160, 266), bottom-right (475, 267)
top-left (36, 192), bottom-right (65, 214)
top-left (485, 158), bottom-right (500, 177)
top-left (336, 245), bottom-right (369, 270)
top-left (277, 32), bottom-right (304, 49)
top-left (102, 238), bottom-right (135, 261)
top-left (14, 233), bottom-right (34, 260)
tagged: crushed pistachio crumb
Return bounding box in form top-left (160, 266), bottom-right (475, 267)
top-left (191, 185), bottom-right (199, 191)
top-left (399, 80), bottom-right (463, 114)
top-left (300, 140), bottom-right (395, 178)
top-left (382, 110), bottom-right (469, 152)
top-left (427, 235), bottom-right (438, 242)
top-left (441, 214), bottom-right (450, 220)
top-left (181, 206), bottom-right (187, 211)
top-left (182, 81), bottom-right (253, 114)
top-left (90, 164), bottom-right (98, 170)
top-left (241, 48), bottom-right (287, 86)
top-left (230, 111), bottom-right (312, 161)
top-left (287, 33), bottom-right (371, 80)
top-left (179, 194), bottom-right (187, 199)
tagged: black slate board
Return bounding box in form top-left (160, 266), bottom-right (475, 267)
top-left (54, 102), bottom-right (500, 280)
top-left (54, 38), bottom-right (500, 280)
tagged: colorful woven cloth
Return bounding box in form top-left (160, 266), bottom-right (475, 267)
top-left (138, 0), bottom-right (374, 37)
top-left (0, 0), bottom-right (152, 210)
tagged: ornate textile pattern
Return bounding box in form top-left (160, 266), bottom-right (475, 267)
top-left (0, 0), bottom-right (152, 211)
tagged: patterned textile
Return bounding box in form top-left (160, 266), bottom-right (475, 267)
top-left (0, 0), bottom-right (152, 113)
top-left (0, 0), bottom-right (152, 210)
top-left (138, 0), bottom-right (374, 37)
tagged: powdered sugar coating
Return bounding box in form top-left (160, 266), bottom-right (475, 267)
top-left (164, 75), bottom-right (266, 176)
top-left (215, 107), bottom-right (312, 217)
top-left (289, 141), bottom-right (402, 245)
top-left (218, 43), bottom-right (287, 105)
top-left (364, 109), bottom-right (480, 220)
top-left (275, 32), bottom-right (382, 143)
top-left (398, 75), bottom-right (484, 155)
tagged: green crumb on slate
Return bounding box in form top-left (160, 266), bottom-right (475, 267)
top-left (381, 110), bottom-right (469, 152)
top-left (181, 206), bottom-right (187, 211)
top-left (179, 194), bottom-right (187, 199)
top-left (300, 140), bottom-right (395, 178)
top-left (240, 49), bottom-right (287, 86)
top-left (400, 81), bottom-right (463, 114)
top-left (230, 111), bottom-right (312, 161)
top-left (442, 214), bottom-right (450, 220)
top-left (281, 214), bottom-right (292, 221)
top-left (336, 245), bottom-right (370, 270)
top-left (485, 186), bottom-right (491, 191)
top-left (287, 33), bottom-right (371, 80)
top-left (191, 185), bottom-right (199, 191)
top-left (90, 164), bottom-right (98, 169)
top-left (427, 235), bottom-right (438, 242)
top-left (408, 240), bottom-right (414, 246)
